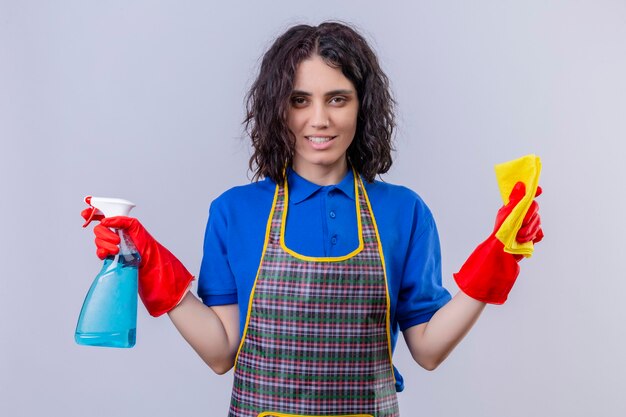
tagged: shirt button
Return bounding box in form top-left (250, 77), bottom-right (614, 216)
top-left (329, 211), bottom-right (336, 219)
top-left (331, 236), bottom-right (337, 244)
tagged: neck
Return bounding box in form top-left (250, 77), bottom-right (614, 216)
top-left (292, 159), bottom-right (349, 186)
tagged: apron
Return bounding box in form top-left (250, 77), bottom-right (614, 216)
top-left (229, 170), bottom-right (400, 417)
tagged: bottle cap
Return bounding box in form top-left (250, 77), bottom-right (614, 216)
top-left (82, 196), bottom-right (136, 227)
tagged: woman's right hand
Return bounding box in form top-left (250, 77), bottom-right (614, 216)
top-left (81, 209), bottom-right (239, 373)
top-left (94, 216), bottom-right (156, 265)
top-left (81, 211), bottom-right (194, 317)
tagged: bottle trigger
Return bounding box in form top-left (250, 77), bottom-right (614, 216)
top-left (82, 197), bottom-right (104, 228)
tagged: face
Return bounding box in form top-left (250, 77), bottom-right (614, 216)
top-left (287, 54), bottom-right (359, 183)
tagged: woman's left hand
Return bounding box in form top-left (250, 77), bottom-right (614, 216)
top-left (494, 182), bottom-right (544, 260)
top-left (514, 185), bottom-right (543, 246)
top-left (452, 182), bottom-right (544, 304)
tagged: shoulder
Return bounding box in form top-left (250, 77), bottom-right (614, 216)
top-left (211, 178), bottom-right (276, 207)
top-left (364, 179), bottom-right (431, 215)
top-left (363, 178), bottom-right (437, 236)
top-left (364, 179), bottom-right (420, 201)
top-left (210, 177), bottom-right (277, 215)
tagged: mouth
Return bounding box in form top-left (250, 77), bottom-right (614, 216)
top-left (305, 135), bottom-right (337, 144)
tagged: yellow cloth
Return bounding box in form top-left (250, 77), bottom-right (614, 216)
top-left (494, 154), bottom-right (542, 258)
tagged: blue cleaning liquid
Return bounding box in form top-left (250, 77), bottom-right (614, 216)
top-left (75, 251), bottom-right (140, 348)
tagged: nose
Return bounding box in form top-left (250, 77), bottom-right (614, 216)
top-left (310, 102), bottom-right (329, 129)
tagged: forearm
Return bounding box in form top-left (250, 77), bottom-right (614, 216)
top-left (403, 291), bottom-right (485, 370)
top-left (167, 292), bottom-right (240, 374)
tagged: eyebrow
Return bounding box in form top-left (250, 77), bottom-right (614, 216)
top-left (291, 89), bottom-right (355, 96)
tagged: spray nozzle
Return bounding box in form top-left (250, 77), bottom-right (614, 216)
top-left (82, 195), bottom-right (136, 227)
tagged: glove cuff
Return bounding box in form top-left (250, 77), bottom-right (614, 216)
top-left (453, 236), bottom-right (520, 304)
top-left (137, 241), bottom-right (195, 317)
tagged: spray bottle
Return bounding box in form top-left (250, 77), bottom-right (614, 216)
top-left (75, 196), bottom-right (141, 348)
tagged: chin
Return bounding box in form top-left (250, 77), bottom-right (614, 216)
top-left (309, 157), bottom-right (345, 168)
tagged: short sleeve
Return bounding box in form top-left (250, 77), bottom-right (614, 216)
top-left (396, 200), bottom-right (451, 330)
top-left (197, 198), bottom-right (238, 306)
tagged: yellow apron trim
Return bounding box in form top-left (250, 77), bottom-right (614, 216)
top-left (279, 168), bottom-right (364, 262)
top-left (357, 175), bottom-right (396, 387)
top-left (233, 183), bottom-right (280, 371)
top-left (258, 413), bottom-right (373, 417)
top-left (494, 154), bottom-right (542, 258)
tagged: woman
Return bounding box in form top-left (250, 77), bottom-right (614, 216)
top-left (85, 22), bottom-right (543, 417)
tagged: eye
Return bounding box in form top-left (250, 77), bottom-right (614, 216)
top-left (329, 96), bottom-right (347, 105)
top-left (290, 96), bottom-right (308, 107)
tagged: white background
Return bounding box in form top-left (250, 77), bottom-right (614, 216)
top-left (1, 1), bottom-right (625, 416)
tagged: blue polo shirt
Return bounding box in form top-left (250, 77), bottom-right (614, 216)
top-left (198, 168), bottom-right (451, 391)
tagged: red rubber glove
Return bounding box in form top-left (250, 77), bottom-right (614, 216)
top-left (81, 209), bottom-right (194, 317)
top-left (453, 182), bottom-right (543, 304)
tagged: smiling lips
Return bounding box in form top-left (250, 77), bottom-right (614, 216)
top-left (306, 135), bottom-right (337, 144)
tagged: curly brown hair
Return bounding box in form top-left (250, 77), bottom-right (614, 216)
top-left (245, 21), bottom-right (395, 183)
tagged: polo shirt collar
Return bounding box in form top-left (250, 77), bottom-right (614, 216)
top-left (287, 167), bottom-right (356, 204)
